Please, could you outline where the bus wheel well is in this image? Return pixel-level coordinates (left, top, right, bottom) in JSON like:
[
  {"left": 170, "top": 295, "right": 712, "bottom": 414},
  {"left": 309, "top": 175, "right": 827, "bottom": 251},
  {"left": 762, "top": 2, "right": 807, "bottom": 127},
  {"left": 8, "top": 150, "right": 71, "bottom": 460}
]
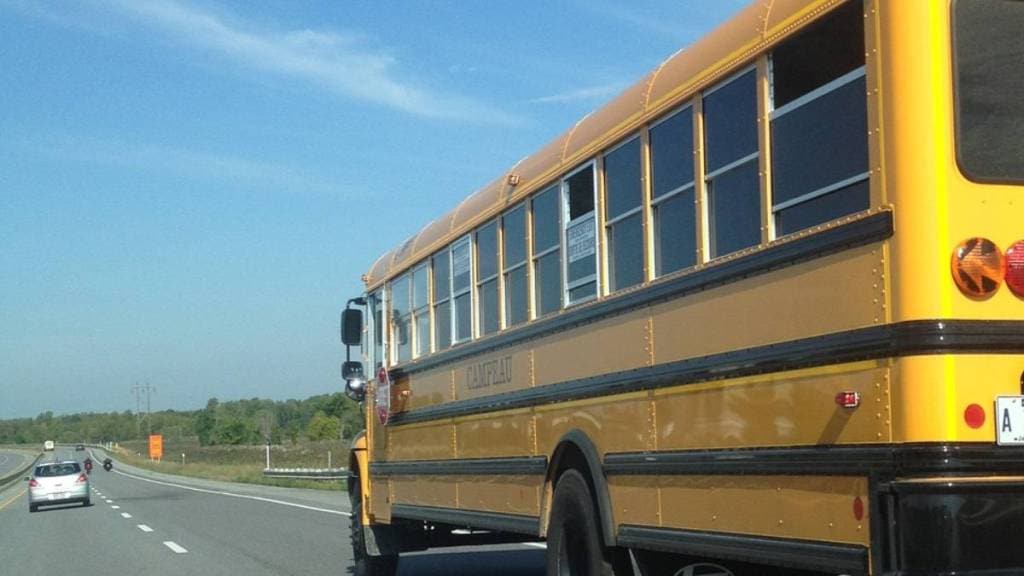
[
  {"left": 544, "top": 430, "right": 616, "bottom": 546},
  {"left": 348, "top": 451, "right": 361, "bottom": 496}
]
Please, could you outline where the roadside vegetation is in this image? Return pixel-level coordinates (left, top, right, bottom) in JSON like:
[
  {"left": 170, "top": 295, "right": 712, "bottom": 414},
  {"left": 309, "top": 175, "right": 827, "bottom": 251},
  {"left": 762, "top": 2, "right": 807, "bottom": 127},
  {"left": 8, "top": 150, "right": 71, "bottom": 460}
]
[{"left": 0, "top": 393, "right": 364, "bottom": 490}]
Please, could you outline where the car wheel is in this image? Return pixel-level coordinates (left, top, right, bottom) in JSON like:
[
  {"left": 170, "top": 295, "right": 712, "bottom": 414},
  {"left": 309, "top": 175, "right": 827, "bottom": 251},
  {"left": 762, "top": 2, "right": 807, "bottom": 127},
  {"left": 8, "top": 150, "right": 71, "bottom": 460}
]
[
  {"left": 29, "top": 504, "right": 37, "bottom": 513},
  {"left": 84, "top": 498, "right": 91, "bottom": 507}
]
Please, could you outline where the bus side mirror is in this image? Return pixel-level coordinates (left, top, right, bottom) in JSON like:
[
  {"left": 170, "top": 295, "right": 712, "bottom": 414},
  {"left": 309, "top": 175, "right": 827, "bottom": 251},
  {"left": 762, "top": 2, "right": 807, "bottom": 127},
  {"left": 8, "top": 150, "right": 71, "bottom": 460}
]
[
  {"left": 343, "top": 361, "right": 367, "bottom": 401},
  {"left": 341, "top": 309, "right": 363, "bottom": 346}
]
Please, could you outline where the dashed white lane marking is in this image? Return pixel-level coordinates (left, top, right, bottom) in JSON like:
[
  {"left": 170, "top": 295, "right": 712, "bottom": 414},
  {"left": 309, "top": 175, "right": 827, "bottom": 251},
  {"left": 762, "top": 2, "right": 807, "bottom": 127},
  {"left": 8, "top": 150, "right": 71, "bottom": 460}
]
[
  {"left": 137, "top": 524, "right": 154, "bottom": 533},
  {"left": 105, "top": 500, "right": 113, "bottom": 504},
  {"left": 111, "top": 506, "right": 120, "bottom": 510},
  {"left": 163, "top": 541, "right": 188, "bottom": 554},
  {"left": 121, "top": 512, "right": 132, "bottom": 519},
  {"left": 114, "top": 469, "right": 351, "bottom": 516}
]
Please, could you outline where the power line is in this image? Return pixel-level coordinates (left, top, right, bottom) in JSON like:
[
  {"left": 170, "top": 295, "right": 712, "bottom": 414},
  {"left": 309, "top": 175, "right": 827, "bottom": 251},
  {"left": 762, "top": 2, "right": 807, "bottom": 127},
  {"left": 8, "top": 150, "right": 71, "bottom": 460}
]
[{"left": 130, "top": 381, "right": 156, "bottom": 436}]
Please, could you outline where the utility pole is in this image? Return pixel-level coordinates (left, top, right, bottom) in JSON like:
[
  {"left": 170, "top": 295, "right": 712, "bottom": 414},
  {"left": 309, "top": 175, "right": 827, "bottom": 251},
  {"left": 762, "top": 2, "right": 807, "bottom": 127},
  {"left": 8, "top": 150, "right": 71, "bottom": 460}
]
[{"left": 130, "top": 382, "right": 156, "bottom": 436}]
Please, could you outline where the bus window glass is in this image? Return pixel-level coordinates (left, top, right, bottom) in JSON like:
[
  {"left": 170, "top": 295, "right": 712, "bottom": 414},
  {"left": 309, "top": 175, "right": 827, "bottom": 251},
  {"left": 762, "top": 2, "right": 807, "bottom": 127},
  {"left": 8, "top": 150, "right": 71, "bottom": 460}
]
[
  {"left": 451, "top": 237, "right": 472, "bottom": 343},
  {"left": 532, "top": 186, "right": 561, "bottom": 317},
  {"left": 432, "top": 249, "right": 451, "bottom": 351},
  {"left": 370, "top": 290, "right": 383, "bottom": 370},
  {"left": 605, "top": 138, "right": 644, "bottom": 291},
  {"left": 476, "top": 221, "right": 499, "bottom": 336},
  {"left": 704, "top": 69, "right": 760, "bottom": 258},
  {"left": 564, "top": 164, "right": 597, "bottom": 305},
  {"left": 771, "top": 1, "right": 868, "bottom": 235},
  {"left": 651, "top": 107, "right": 696, "bottom": 276},
  {"left": 411, "top": 263, "right": 430, "bottom": 357},
  {"left": 502, "top": 205, "right": 528, "bottom": 327},
  {"left": 390, "top": 274, "right": 411, "bottom": 363},
  {"left": 954, "top": 0, "right": 1024, "bottom": 182}
]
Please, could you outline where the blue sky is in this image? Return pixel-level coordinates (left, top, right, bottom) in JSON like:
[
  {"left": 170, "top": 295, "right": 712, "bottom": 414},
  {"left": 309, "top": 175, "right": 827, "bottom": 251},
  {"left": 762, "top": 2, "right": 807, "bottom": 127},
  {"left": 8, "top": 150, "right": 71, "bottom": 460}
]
[{"left": 0, "top": 0, "right": 747, "bottom": 419}]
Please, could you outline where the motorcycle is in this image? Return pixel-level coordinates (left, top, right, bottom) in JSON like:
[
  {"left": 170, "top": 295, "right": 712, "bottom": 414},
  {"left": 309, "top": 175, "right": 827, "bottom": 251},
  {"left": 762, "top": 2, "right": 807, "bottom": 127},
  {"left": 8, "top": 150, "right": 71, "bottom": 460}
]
[
  {"left": 83, "top": 458, "right": 93, "bottom": 475},
  {"left": 102, "top": 458, "right": 113, "bottom": 472}
]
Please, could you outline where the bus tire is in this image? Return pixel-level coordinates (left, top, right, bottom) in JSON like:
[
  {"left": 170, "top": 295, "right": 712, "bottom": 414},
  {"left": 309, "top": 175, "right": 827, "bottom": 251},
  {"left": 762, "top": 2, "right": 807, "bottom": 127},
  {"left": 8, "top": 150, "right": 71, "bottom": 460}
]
[
  {"left": 547, "top": 469, "right": 625, "bottom": 576},
  {"left": 350, "top": 482, "right": 398, "bottom": 576}
]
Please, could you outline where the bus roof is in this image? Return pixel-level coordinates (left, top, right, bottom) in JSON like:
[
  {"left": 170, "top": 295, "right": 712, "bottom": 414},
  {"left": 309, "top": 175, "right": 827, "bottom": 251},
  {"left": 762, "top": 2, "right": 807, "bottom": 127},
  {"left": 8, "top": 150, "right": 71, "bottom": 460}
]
[{"left": 364, "top": 0, "right": 828, "bottom": 290}]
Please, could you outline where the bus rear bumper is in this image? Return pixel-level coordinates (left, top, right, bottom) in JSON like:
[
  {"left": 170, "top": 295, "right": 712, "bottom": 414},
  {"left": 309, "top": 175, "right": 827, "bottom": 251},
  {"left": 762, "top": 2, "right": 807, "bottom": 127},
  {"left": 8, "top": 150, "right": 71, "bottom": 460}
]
[{"left": 880, "top": 476, "right": 1024, "bottom": 575}]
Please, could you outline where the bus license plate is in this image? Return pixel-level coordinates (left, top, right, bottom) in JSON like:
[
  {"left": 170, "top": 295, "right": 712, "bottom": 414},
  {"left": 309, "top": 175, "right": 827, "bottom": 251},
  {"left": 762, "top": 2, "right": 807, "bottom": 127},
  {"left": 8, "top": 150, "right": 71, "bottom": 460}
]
[{"left": 996, "top": 396, "right": 1024, "bottom": 445}]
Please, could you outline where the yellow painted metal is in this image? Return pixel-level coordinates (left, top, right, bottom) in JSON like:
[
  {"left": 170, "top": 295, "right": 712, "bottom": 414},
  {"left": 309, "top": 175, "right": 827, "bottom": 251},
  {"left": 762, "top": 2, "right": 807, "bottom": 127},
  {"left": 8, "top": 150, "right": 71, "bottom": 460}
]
[
  {"left": 455, "top": 410, "right": 534, "bottom": 459},
  {"left": 653, "top": 361, "right": 890, "bottom": 450},
  {"left": 456, "top": 475, "right": 542, "bottom": 517},
  {"left": 653, "top": 475, "right": 870, "bottom": 546}
]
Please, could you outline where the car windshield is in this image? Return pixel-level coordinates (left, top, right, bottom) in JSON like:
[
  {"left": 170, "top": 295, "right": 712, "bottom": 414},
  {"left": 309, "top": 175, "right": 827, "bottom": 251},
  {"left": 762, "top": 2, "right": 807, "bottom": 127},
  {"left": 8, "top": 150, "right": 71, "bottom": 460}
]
[{"left": 34, "top": 463, "right": 81, "bottom": 477}]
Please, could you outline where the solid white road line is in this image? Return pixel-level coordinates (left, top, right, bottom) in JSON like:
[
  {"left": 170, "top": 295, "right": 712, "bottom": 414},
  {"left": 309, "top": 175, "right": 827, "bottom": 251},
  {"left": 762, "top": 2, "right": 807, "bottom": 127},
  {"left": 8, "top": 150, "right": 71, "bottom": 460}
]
[
  {"left": 121, "top": 512, "right": 132, "bottom": 519},
  {"left": 163, "top": 541, "right": 188, "bottom": 554},
  {"left": 114, "top": 469, "right": 351, "bottom": 516},
  {"left": 523, "top": 542, "right": 547, "bottom": 549},
  {"left": 137, "top": 524, "right": 154, "bottom": 533}
]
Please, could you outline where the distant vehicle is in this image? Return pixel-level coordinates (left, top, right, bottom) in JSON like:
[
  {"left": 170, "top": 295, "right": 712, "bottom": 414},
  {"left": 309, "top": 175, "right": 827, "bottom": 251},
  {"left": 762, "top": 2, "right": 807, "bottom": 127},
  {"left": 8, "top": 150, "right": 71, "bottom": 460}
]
[
  {"left": 102, "top": 458, "right": 113, "bottom": 472},
  {"left": 27, "top": 461, "right": 90, "bottom": 512},
  {"left": 75, "top": 444, "right": 85, "bottom": 451},
  {"left": 42, "top": 440, "right": 54, "bottom": 452}
]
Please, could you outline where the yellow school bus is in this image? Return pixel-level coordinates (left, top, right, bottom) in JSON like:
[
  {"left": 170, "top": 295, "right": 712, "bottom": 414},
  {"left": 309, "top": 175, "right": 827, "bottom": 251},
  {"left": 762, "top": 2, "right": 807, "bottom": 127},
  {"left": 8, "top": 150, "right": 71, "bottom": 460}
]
[{"left": 339, "top": 1, "right": 1024, "bottom": 574}]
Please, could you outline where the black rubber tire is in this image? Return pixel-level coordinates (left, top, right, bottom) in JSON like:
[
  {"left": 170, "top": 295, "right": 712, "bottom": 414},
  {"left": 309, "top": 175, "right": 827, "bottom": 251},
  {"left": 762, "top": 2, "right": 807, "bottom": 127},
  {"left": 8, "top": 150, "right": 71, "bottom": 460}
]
[
  {"left": 350, "top": 481, "right": 398, "bottom": 576},
  {"left": 28, "top": 503, "right": 37, "bottom": 513},
  {"left": 84, "top": 498, "right": 91, "bottom": 507},
  {"left": 547, "top": 469, "right": 626, "bottom": 576}
]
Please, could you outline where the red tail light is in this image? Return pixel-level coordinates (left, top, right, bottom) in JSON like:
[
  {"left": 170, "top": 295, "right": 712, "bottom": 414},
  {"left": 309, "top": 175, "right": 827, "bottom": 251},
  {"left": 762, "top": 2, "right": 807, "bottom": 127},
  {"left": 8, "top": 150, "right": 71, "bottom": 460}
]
[
  {"left": 76, "top": 474, "right": 88, "bottom": 483},
  {"left": 1005, "top": 240, "right": 1024, "bottom": 297},
  {"left": 28, "top": 479, "right": 39, "bottom": 488}
]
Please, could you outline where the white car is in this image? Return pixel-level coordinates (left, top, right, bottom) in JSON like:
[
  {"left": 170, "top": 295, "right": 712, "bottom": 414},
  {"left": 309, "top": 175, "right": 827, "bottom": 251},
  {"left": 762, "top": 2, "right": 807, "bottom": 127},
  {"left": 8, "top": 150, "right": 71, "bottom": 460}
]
[{"left": 28, "top": 461, "right": 91, "bottom": 512}]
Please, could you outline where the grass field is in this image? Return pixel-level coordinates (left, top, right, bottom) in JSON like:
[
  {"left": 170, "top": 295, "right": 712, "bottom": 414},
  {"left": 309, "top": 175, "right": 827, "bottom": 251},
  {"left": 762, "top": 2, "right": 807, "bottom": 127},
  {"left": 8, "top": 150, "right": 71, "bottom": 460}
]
[{"left": 110, "top": 438, "right": 350, "bottom": 491}]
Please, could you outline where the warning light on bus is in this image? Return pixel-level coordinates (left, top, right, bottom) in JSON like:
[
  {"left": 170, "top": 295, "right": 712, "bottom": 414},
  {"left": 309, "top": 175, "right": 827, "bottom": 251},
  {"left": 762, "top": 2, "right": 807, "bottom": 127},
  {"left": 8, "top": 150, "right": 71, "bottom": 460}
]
[
  {"left": 1004, "top": 240, "right": 1024, "bottom": 297},
  {"left": 951, "top": 237, "right": 1004, "bottom": 298},
  {"left": 834, "top": 391, "right": 860, "bottom": 408},
  {"left": 964, "top": 403, "right": 986, "bottom": 429}
]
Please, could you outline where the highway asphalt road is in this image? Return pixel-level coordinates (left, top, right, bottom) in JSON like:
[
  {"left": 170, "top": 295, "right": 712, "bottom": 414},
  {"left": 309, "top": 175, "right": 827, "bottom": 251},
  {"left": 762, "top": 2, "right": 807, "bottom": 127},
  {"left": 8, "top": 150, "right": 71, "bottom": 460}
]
[
  {"left": 0, "top": 447, "right": 546, "bottom": 576},
  {"left": 0, "top": 448, "right": 36, "bottom": 479}
]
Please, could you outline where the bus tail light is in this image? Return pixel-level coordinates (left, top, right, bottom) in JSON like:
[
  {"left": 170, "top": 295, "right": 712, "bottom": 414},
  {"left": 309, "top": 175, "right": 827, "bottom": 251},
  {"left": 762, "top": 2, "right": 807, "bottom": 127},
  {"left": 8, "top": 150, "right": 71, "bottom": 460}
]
[
  {"left": 951, "top": 237, "right": 1004, "bottom": 298},
  {"left": 1004, "top": 241, "right": 1024, "bottom": 297}
]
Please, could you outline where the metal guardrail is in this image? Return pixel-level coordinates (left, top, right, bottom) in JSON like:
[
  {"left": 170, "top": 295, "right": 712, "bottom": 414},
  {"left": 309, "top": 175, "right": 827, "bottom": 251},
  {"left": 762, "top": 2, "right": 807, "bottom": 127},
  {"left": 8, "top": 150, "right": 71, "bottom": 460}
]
[
  {"left": 0, "top": 452, "right": 41, "bottom": 491},
  {"left": 262, "top": 467, "right": 348, "bottom": 480}
]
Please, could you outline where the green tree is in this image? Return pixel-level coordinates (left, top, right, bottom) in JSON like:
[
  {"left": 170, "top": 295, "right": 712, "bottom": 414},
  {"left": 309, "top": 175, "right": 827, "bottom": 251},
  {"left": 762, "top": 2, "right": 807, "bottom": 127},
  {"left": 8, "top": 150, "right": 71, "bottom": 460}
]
[{"left": 306, "top": 411, "right": 341, "bottom": 441}]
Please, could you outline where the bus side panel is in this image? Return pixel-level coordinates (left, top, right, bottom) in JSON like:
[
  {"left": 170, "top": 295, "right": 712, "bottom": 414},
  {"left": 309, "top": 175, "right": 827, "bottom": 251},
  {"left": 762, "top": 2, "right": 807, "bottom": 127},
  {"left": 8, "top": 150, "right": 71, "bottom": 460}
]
[
  {"left": 651, "top": 243, "right": 885, "bottom": 366},
  {"left": 654, "top": 361, "right": 891, "bottom": 451},
  {"left": 457, "top": 475, "right": 542, "bottom": 517},
  {"left": 455, "top": 411, "right": 535, "bottom": 459},
  {"left": 655, "top": 474, "right": 870, "bottom": 546},
  {"left": 532, "top": 309, "right": 653, "bottom": 387}
]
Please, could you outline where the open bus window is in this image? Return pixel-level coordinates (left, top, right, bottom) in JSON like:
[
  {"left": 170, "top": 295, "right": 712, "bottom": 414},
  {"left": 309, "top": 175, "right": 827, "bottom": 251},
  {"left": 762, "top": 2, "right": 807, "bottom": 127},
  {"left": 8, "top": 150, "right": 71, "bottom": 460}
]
[
  {"left": 563, "top": 164, "right": 597, "bottom": 305},
  {"left": 390, "top": 273, "right": 411, "bottom": 363},
  {"left": 432, "top": 249, "right": 451, "bottom": 352},
  {"left": 770, "top": 0, "right": 869, "bottom": 236},
  {"left": 475, "top": 221, "right": 499, "bottom": 337},
  {"left": 650, "top": 106, "right": 697, "bottom": 277},
  {"left": 451, "top": 236, "right": 473, "bottom": 344},
  {"left": 370, "top": 290, "right": 383, "bottom": 370},
  {"left": 411, "top": 262, "right": 430, "bottom": 358},
  {"left": 532, "top": 185, "right": 561, "bottom": 318},
  {"left": 502, "top": 204, "right": 528, "bottom": 328},
  {"left": 704, "top": 69, "right": 760, "bottom": 258},
  {"left": 605, "top": 137, "right": 644, "bottom": 291}
]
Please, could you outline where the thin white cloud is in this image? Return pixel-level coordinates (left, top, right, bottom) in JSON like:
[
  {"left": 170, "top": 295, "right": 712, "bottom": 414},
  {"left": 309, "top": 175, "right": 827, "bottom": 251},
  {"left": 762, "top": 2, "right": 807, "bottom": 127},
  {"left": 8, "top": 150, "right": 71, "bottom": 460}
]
[
  {"left": 18, "top": 133, "right": 345, "bottom": 196},
  {"left": 95, "top": 0, "right": 516, "bottom": 123},
  {"left": 528, "top": 83, "right": 627, "bottom": 105}
]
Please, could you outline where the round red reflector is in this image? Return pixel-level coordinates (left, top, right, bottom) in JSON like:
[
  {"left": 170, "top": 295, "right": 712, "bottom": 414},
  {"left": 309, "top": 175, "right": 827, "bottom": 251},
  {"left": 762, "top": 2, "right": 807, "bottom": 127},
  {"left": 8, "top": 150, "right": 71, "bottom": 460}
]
[
  {"left": 853, "top": 497, "right": 864, "bottom": 521},
  {"left": 965, "top": 403, "right": 986, "bottom": 429},
  {"left": 951, "top": 238, "right": 1004, "bottom": 298},
  {"left": 1005, "top": 241, "right": 1024, "bottom": 297}
]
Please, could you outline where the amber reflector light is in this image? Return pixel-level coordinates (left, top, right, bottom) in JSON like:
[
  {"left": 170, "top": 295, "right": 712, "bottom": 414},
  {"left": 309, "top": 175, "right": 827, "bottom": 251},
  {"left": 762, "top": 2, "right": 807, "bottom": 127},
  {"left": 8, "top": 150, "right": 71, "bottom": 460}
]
[
  {"left": 951, "top": 237, "right": 1004, "bottom": 298},
  {"left": 1005, "top": 241, "right": 1024, "bottom": 297}
]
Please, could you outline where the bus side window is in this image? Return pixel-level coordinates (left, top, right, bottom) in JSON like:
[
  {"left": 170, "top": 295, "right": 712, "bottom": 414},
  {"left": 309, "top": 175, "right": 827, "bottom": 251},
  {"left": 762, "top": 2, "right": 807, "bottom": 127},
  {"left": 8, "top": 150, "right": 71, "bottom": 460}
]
[
  {"left": 390, "top": 274, "right": 411, "bottom": 363},
  {"left": 451, "top": 236, "right": 473, "bottom": 344},
  {"left": 605, "top": 137, "right": 644, "bottom": 291},
  {"left": 476, "top": 221, "right": 499, "bottom": 337},
  {"left": 502, "top": 204, "right": 528, "bottom": 328},
  {"left": 432, "top": 249, "right": 452, "bottom": 352},
  {"left": 770, "top": 0, "right": 868, "bottom": 236},
  {"left": 563, "top": 163, "right": 598, "bottom": 305},
  {"left": 532, "top": 185, "right": 562, "bottom": 318},
  {"left": 650, "top": 107, "right": 697, "bottom": 277},
  {"left": 704, "top": 68, "right": 760, "bottom": 259}
]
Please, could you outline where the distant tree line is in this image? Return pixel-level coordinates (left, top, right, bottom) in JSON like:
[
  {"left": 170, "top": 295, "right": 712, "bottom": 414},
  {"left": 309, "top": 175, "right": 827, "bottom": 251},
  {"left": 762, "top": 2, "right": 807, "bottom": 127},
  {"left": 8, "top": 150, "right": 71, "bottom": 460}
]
[{"left": 0, "top": 393, "right": 365, "bottom": 446}]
